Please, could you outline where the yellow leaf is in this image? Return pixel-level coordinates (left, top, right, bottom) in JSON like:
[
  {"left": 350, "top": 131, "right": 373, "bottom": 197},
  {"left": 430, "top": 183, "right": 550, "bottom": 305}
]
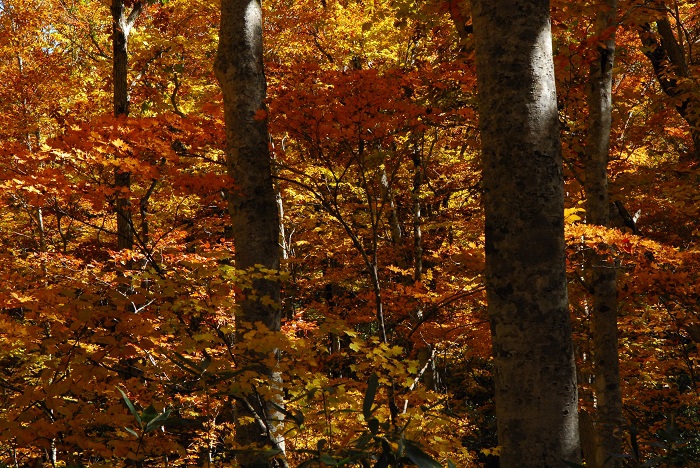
[
  {"left": 564, "top": 207, "right": 585, "bottom": 224},
  {"left": 111, "top": 138, "right": 130, "bottom": 151}
]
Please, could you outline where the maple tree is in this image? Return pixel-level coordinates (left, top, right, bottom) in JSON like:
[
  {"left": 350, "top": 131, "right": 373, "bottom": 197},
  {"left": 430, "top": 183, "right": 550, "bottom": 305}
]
[{"left": 0, "top": 0, "right": 698, "bottom": 467}]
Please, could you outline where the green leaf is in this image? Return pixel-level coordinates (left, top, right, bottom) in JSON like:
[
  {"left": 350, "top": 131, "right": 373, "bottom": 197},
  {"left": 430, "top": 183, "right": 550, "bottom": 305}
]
[
  {"left": 363, "top": 373, "right": 378, "bottom": 421},
  {"left": 404, "top": 440, "right": 442, "bottom": 468},
  {"left": 145, "top": 408, "right": 171, "bottom": 433},
  {"left": 141, "top": 404, "right": 158, "bottom": 424},
  {"left": 320, "top": 454, "right": 338, "bottom": 465},
  {"left": 353, "top": 431, "right": 373, "bottom": 449},
  {"left": 116, "top": 387, "right": 142, "bottom": 427},
  {"left": 124, "top": 427, "right": 139, "bottom": 438},
  {"left": 447, "top": 461, "right": 457, "bottom": 468}
]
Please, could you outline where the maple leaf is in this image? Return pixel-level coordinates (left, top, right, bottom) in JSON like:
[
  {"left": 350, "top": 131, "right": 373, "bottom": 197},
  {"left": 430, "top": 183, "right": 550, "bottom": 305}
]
[{"left": 111, "top": 138, "right": 131, "bottom": 151}]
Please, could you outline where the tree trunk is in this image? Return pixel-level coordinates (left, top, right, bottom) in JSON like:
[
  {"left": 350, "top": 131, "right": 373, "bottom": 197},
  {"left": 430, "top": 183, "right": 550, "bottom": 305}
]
[
  {"left": 214, "top": 1, "right": 286, "bottom": 466},
  {"left": 585, "top": 2, "right": 624, "bottom": 466},
  {"left": 639, "top": 15, "right": 700, "bottom": 158},
  {"left": 378, "top": 167, "right": 402, "bottom": 245},
  {"left": 411, "top": 150, "right": 423, "bottom": 283},
  {"left": 472, "top": 1, "right": 580, "bottom": 466},
  {"left": 111, "top": 0, "right": 143, "bottom": 250}
]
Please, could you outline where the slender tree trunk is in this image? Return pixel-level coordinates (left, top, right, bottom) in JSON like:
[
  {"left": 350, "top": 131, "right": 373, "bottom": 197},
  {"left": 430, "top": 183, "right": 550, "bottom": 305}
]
[
  {"left": 36, "top": 207, "right": 46, "bottom": 252},
  {"left": 214, "top": 1, "right": 287, "bottom": 466},
  {"left": 111, "top": 0, "right": 143, "bottom": 250},
  {"left": 378, "top": 167, "right": 402, "bottom": 245},
  {"left": 411, "top": 150, "right": 423, "bottom": 283},
  {"left": 472, "top": 1, "right": 580, "bottom": 466},
  {"left": 584, "top": 2, "right": 624, "bottom": 466}
]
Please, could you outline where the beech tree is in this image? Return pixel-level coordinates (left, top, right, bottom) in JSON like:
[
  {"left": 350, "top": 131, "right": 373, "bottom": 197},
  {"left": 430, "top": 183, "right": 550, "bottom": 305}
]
[
  {"left": 583, "top": 1, "right": 624, "bottom": 466},
  {"left": 472, "top": 0, "right": 580, "bottom": 465},
  {"left": 213, "top": 0, "right": 286, "bottom": 465}
]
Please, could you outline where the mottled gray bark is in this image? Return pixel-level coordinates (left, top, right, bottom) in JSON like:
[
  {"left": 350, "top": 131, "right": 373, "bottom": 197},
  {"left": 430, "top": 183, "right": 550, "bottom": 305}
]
[
  {"left": 472, "top": 1, "right": 580, "bottom": 466},
  {"left": 111, "top": 0, "right": 142, "bottom": 250},
  {"left": 214, "top": 1, "right": 286, "bottom": 466},
  {"left": 584, "top": 2, "right": 624, "bottom": 466}
]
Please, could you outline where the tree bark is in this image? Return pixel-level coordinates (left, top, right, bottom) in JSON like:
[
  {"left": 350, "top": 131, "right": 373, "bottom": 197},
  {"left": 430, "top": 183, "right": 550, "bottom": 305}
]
[
  {"left": 214, "top": 1, "right": 286, "bottom": 466},
  {"left": 411, "top": 150, "right": 423, "bottom": 283},
  {"left": 639, "top": 14, "right": 700, "bottom": 158},
  {"left": 378, "top": 167, "right": 402, "bottom": 245},
  {"left": 111, "top": 0, "right": 143, "bottom": 250},
  {"left": 472, "top": 1, "right": 580, "bottom": 466},
  {"left": 584, "top": 2, "right": 624, "bottom": 466}
]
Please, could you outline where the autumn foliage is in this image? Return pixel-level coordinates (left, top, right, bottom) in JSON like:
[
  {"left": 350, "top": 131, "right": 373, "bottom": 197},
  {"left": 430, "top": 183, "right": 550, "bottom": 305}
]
[{"left": 0, "top": 0, "right": 699, "bottom": 466}]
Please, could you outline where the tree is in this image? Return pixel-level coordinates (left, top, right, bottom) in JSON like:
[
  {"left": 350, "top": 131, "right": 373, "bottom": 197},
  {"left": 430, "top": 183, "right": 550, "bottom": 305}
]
[
  {"left": 213, "top": 0, "right": 287, "bottom": 465},
  {"left": 112, "top": 0, "right": 144, "bottom": 250},
  {"left": 582, "top": 1, "right": 624, "bottom": 466},
  {"left": 471, "top": 0, "right": 581, "bottom": 465},
  {"left": 638, "top": 9, "right": 700, "bottom": 159}
]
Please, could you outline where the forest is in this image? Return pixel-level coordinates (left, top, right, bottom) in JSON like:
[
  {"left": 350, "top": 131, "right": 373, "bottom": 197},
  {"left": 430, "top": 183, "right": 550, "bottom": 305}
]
[{"left": 0, "top": 0, "right": 699, "bottom": 466}]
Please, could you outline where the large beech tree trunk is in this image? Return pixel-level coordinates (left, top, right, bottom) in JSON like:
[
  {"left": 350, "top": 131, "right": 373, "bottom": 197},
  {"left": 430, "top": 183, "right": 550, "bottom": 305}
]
[
  {"left": 472, "top": 1, "right": 580, "bottom": 465},
  {"left": 111, "top": 0, "right": 143, "bottom": 250},
  {"left": 214, "top": 1, "right": 286, "bottom": 466},
  {"left": 584, "top": 2, "right": 624, "bottom": 466}
]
